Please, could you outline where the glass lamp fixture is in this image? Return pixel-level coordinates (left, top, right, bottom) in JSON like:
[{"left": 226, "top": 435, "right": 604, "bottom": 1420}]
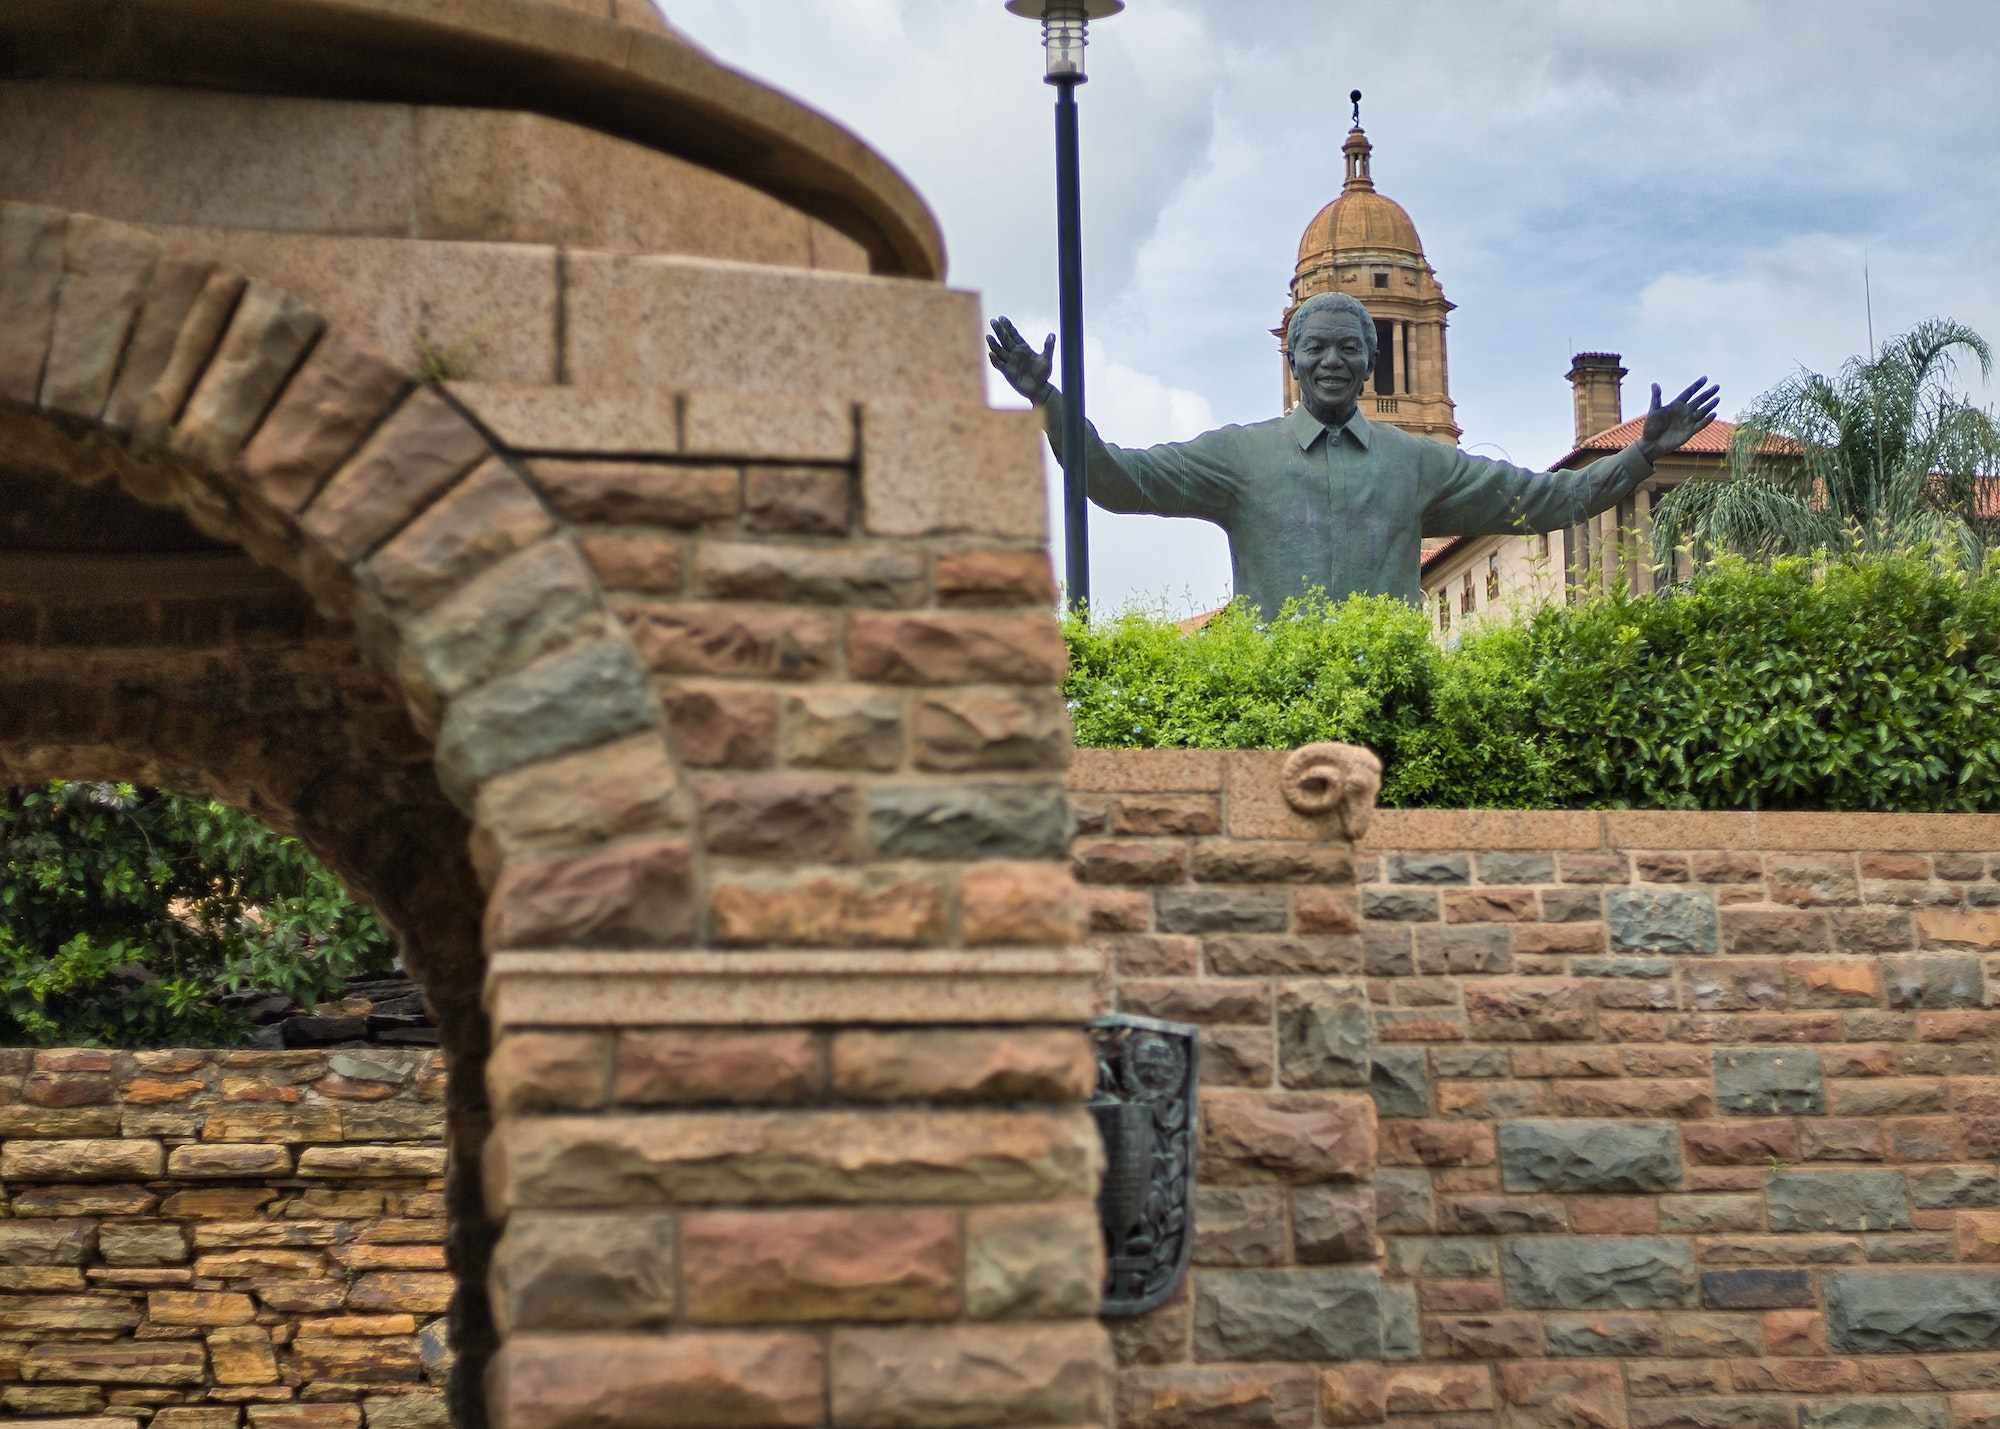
[{"left": 1004, "top": 0, "right": 1125, "bottom": 83}]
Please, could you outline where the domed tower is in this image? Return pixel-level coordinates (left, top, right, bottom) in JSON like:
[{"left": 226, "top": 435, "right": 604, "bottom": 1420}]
[{"left": 1280, "top": 109, "right": 1460, "bottom": 445}]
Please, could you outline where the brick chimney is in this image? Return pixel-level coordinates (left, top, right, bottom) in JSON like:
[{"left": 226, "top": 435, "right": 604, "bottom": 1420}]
[{"left": 1567, "top": 352, "right": 1627, "bottom": 444}]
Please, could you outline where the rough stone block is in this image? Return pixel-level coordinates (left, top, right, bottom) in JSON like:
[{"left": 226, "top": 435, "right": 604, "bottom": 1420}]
[
  {"left": 617, "top": 1030, "right": 821, "bottom": 1106},
  {"left": 232, "top": 328, "right": 410, "bottom": 512},
  {"left": 1496, "top": 1363, "right": 1627, "bottom": 1429},
  {"left": 472, "top": 732, "right": 683, "bottom": 866},
  {"left": 694, "top": 542, "right": 924, "bottom": 608},
  {"left": 492, "top": 1332, "right": 821, "bottom": 1429},
  {"left": 302, "top": 387, "right": 490, "bottom": 561},
  {"left": 617, "top": 600, "right": 837, "bottom": 680},
  {"left": 1193, "top": 1187, "right": 1288, "bottom": 1267},
  {"left": 435, "top": 638, "right": 656, "bottom": 801},
  {"left": 1194, "top": 1267, "right": 1382, "bottom": 1360},
  {"left": 959, "top": 861, "right": 1080, "bottom": 946},
  {"left": 1369, "top": 1047, "right": 1429, "bottom": 1119},
  {"left": 1608, "top": 887, "right": 1718, "bottom": 954},
  {"left": 711, "top": 870, "right": 946, "bottom": 947},
  {"left": 1912, "top": 1164, "right": 2000, "bottom": 1209},
  {"left": 934, "top": 548, "right": 1056, "bottom": 608},
  {"left": 830, "top": 1029, "right": 1090, "bottom": 1103},
  {"left": 1123, "top": 1366, "right": 1315, "bottom": 1429},
  {"left": 1826, "top": 1268, "right": 2000, "bottom": 1352},
  {"left": 696, "top": 775, "right": 859, "bottom": 860},
  {"left": 681, "top": 1208, "right": 958, "bottom": 1322},
  {"left": 1373, "top": 1169, "right": 1434, "bottom": 1234},
  {"left": 1502, "top": 1236, "right": 1697, "bottom": 1310},
  {"left": 1198, "top": 1090, "right": 1375, "bottom": 1185},
  {"left": 867, "top": 783, "right": 1069, "bottom": 860},
  {"left": 486, "top": 836, "right": 694, "bottom": 949},
  {"left": 1542, "top": 1312, "right": 1662, "bottom": 1357},
  {"left": 0, "top": 202, "right": 69, "bottom": 402},
  {"left": 914, "top": 689, "right": 1069, "bottom": 772},
  {"left": 830, "top": 1322, "right": 1109, "bottom": 1428},
  {"left": 1767, "top": 1170, "right": 1910, "bottom": 1232},
  {"left": 1498, "top": 1118, "right": 1682, "bottom": 1193},
  {"left": 779, "top": 687, "right": 903, "bottom": 772},
  {"left": 1462, "top": 979, "right": 1594, "bottom": 1041},
  {"left": 172, "top": 280, "right": 325, "bottom": 470},
  {"left": 129, "top": 265, "right": 249, "bottom": 445},
  {"left": 98, "top": 1224, "right": 187, "bottom": 1267},
  {"left": 1799, "top": 1400, "right": 1945, "bottom": 1429},
  {"left": 1, "top": 1138, "right": 162, "bottom": 1181},
  {"left": 43, "top": 214, "right": 159, "bottom": 419},
  {"left": 1701, "top": 1268, "right": 1814, "bottom": 1308},
  {"left": 744, "top": 466, "right": 852, "bottom": 536},
  {"left": 1292, "top": 1187, "right": 1376, "bottom": 1264},
  {"left": 489, "top": 1109, "right": 1101, "bottom": 1208},
  {"left": 22, "top": 1341, "right": 205, "bottom": 1385},
  {"left": 1714, "top": 1046, "right": 1825, "bottom": 1115},
  {"left": 1885, "top": 955, "right": 1986, "bottom": 1009},
  {"left": 530, "top": 459, "right": 738, "bottom": 527},
  {"left": 1157, "top": 888, "right": 1288, "bottom": 935},
  {"left": 1277, "top": 980, "right": 1371, "bottom": 1089},
  {"left": 486, "top": 1031, "right": 611, "bottom": 1115},
  {"left": 964, "top": 1202, "right": 1101, "bottom": 1318}
]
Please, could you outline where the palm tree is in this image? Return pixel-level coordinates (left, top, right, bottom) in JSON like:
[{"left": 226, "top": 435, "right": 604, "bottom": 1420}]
[{"left": 1651, "top": 318, "right": 2000, "bottom": 567}]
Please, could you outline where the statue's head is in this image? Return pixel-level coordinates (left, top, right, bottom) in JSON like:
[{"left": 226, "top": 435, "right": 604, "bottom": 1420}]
[{"left": 1287, "top": 292, "right": 1376, "bottom": 417}]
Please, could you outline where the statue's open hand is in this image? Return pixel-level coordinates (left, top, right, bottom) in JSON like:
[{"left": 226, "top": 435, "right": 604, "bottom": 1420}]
[
  {"left": 1638, "top": 377, "right": 1722, "bottom": 460},
  {"left": 986, "top": 317, "right": 1056, "bottom": 404}
]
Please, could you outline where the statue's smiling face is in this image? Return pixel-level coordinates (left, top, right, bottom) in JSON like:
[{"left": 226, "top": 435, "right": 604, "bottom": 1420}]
[{"left": 1290, "top": 309, "right": 1372, "bottom": 418}]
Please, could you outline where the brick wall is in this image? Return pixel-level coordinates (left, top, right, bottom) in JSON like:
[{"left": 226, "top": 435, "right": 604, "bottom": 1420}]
[
  {"left": 1076, "top": 748, "right": 2000, "bottom": 1429},
  {"left": 0, "top": 1047, "right": 448, "bottom": 1429}
]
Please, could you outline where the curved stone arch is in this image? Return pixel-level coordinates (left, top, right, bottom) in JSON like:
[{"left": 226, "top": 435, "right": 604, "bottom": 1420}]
[{"left": 0, "top": 196, "right": 695, "bottom": 1428}]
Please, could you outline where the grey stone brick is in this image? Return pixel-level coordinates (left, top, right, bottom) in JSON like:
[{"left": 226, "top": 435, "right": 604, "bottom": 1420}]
[
  {"left": 1607, "top": 887, "right": 1718, "bottom": 955},
  {"left": 1363, "top": 887, "right": 1438, "bottom": 922},
  {"left": 1865, "top": 1234, "right": 1954, "bottom": 1263},
  {"left": 1540, "top": 888, "right": 1603, "bottom": 922},
  {"left": 1277, "top": 980, "right": 1370, "bottom": 1089},
  {"left": 1194, "top": 1267, "right": 1381, "bottom": 1360},
  {"left": 1572, "top": 955, "right": 1673, "bottom": 978},
  {"left": 1193, "top": 1187, "right": 1287, "bottom": 1267},
  {"left": 1701, "top": 1268, "right": 1812, "bottom": 1308},
  {"left": 1368, "top": 1047, "right": 1429, "bottom": 1119},
  {"left": 1431, "top": 1047, "right": 1509, "bottom": 1079},
  {"left": 1155, "top": 887, "right": 1288, "bottom": 934},
  {"left": 1543, "top": 1313, "right": 1662, "bottom": 1357},
  {"left": 1478, "top": 852, "right": 1555, "bottom": 885},
  {"left": 1767, "top": 1170, "right": 1910, "bottom": 1233},
  {"left": 435, "top": 637, "right": 654, "bottom": 800},
  {"left": 1414, "top": 924, "right": 1512, "bottom": 975},
  {"left": 867, "top": 783, "right": 1069, "bottom": 859},
  {"left": 1800, "top": 1397, "right": 1945, "bottom": 1429},
  {"left": 1379, "top": 1280, "right": 1419, "bottom": 1359},
  {"left": 1361, "top": 924, "right": 1414, "bottom": 976},
  {"left": 1503, "top": 1237, "right": 1697, "bottom": 1310},
  {"left": 1713, "top": 1046, "right": 1824, "bottom": 1115},
  {"left": 1384, "top": 1236, "right": 1496, "bottom": 1281},
  {"left": 1292, "top": 1188, "right": 1374, "bottom": 1264},
  {"left": 1499, "top": 1119, "right": 1682, "bottom": 1194},
  {"left": 1827, "top": 1269, "right": 2000, "bottom": 1352},
  {"left": 1387, "top": 853, "right": 1467, "bottom": 885},
  {"left": 1912, "top": 1165, "right": 2000, "bottom": 1209},
  {"left": 1884, "top": 955, "right": 1985, "bottom": 1009},
  {"left": 1372, "top": 1169, "right": 1433, "bottom": 1234}
]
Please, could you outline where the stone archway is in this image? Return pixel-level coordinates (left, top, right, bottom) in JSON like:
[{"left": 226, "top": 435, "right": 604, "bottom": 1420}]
[{"left": 4, "top": 195, "right": 1111, "bottom": 1429}]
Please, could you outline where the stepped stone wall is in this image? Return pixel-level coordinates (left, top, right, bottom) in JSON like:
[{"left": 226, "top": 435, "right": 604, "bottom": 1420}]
[
  {"left": 0, "top": 1047, "right": 448, "bottom": 1429},
  {"left": 1076, "top": 747, "right": 2000, "bottom": 1429}
]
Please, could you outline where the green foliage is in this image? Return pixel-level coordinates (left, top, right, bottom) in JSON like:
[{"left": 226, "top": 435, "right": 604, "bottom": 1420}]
[
  {"left": 0, "top": 782, "right": 395, "bottom": 1046},
  {"left": 1064, "top": 550, "right": 2000, "bottom": 812},
  {"left": 1652, "top": 317, "right": 2000, "bottom": 565}
]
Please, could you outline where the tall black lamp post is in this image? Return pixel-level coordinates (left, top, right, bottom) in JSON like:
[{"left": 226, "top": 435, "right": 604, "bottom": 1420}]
[{"left": 1004, "top": 0, "right": 1123, "bottom": 617}]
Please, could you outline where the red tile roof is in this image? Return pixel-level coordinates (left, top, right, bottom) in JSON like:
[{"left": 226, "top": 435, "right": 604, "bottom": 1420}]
[{"left": 1576, "top": 415, "right": 1738, "bottom": 455}]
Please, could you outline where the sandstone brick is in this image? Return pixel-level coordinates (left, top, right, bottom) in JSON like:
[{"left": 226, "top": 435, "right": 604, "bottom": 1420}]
[
  {"left": 1496, "top": 1362, "right": 1626, "bottom": 1428},
  {"left": 231, "top": 329, "right": 409, "bottom": 512},
  {"left": 123, "top": 1077, "right": 205, "bottom": 1105},
  {"left": 488, "top": 1208, "right": 676, "bottom": 1328},
  {"left": 167, "top": 1145, "right": 295, "bottom": 1178},
  {"left": 830, "top": 1028, "right": 1092, "bottom": 1102},
  {"left": 933, "top": 548, "right": 1056, "bottom": 607},
  {"left": 1383, "top": 1364, "right": 1493, "bottom": 1415},
  {"left": 847, "top": 611, "right": 1066, "bottom": 685},
  {"left": 779, "top": 687, "right": 904, "bottom": 771},
  {"left": 1120, "top": 978, "right": 1269, "bottom": 1024},
  {"left": 1920, "top": 909, "right": 2000, "bottom": 950},
  {"left": 1122, "top": 1366, "right": 1316, "bottom": 1429},
  {"left": 0, "top": 203, "right": 71, "bottom": 401},
  {"left": 683, "top": 1208, "right": 959, "bottom": 1322},
  {"left": 365, "top": 456, "right": 555, "bottom": 615},
  {"left": 1072, "top": 839, "right": 1187, "bottom": 886},
  {"left": 248, "top": 1409, "right": 361, "bottom": 1429},
  {"left": 1463, "top": 979, "right": 1594, "bottom": 1041},
  {"left": 128, "top": 264, "right": 250, "bottom": 445},
  {"left": 295, "top": 1148, "right": 447, "bottom": 1178},
  {"left": 577, "top": 531, "right": 683, "bottom": 593},
  {"left": 694, "top": 542, "right": 925, "bottom": 607},
  {"left": 42, "top": 214, "right": 159, "bottom": 419},
  {"left": 830, "top": 1322, "right": 1110, "bottom": 1429},
  {"left": 170, "top": 279, "right": 326, "bottom": 470},
  {"left": 1193, "top": 841, "right": 1354, "bottom": 885},
  {"left": 486, "top": 1032, "right": 611, "bottom": 1115},
  {"left": 744, "top": 465, "right": 851, "bottom": 535},
  {"left": 662, "top": 684, "right": 780, "bottom": 769},
  {"left": 869, "top": 781, "right": 1073, "bottom": 860},
  {"left": 1318, "top": 1363, "right": 1387, "bottom": 1427},
  {"left": 1109, "top": 932, "right": 1195, "bottom": 973},
  {"left": 22, "top": 1342, "right": 205, "bottom": 1385},
  {"left": 2, "top": 1138, "right": 162, "bottom": 1181},
  {"left": 697, "top": 774, "right": 859, "bottom": 860},
  {"left": 490, "top": 1109, "right": 1101, "bottom": 1208},
  {"left": 1683, "top": 1120, "right": 1801, "bottom": 1165},
  {"left": 472, "top": 733, "right": 683, "bottom": 865},
  {"left": 343, "top": 1272, "right": 453, "bottom": 1315},
  {"left": 615, "top": 1030, "right": 821, "bottom": 1106},
  {"left": 710, "top": 870, "right": 946, "bottom": 946},
  {"left": 485, "top": 836, "right": 695, "bottom": 948},
  {"left": 299, "top": 387, "right": 490, "bottom": 560},
  {"left": 1293, "top": 887, "right": 1360, "bottom": 934},
  {"left": 397, "top": 537, "right": 603, "bottom": 703},
  {"left": 1420, "top": 1312, "right": 1542, "bottom": 1359},
  {"left": 1199, "top": 1090, "right": 1375, "bottom": 1184},
  {"left": 532, "top": 459, "right": 739, "bottom": 527},
  {"left": 914, "top": 689, "right": 1069, "bottom": 771},
  {"left": 148, "top": 1291, "right": 255, "bottom": 1326},
  {"left": 1205, "top": 933, "right": 1361, "bottom": 976},
  {"left": 99, "top": 1224, "right": 187, "bottom": 1267},
  {"left": 617, "top": 599, "right": 837, "bottom": 679},
  {"left": 958, "top": 861, "right": 1081, "bottom": 945}
]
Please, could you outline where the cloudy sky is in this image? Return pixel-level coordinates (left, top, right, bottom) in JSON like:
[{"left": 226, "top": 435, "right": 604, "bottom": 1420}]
[{"left": 666, "top": 0, "right": 2000, "bottom": 615}]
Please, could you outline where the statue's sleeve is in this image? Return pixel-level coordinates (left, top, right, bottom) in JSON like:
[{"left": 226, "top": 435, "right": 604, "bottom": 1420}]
[
  {"left": 1419, "top": 441, "right": 1655, "bottom": 537},
  {"left": 1040, "top": 391, "right": 1238, "bottom": 523}
]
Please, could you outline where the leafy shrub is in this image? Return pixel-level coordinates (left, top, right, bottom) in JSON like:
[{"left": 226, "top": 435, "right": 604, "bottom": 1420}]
[
  {"left": 1065, "top": 550, "right": 2000, "bottom": 812},
  {"left": 0, "top": 782, "right": 395, "bottom": 1046}
]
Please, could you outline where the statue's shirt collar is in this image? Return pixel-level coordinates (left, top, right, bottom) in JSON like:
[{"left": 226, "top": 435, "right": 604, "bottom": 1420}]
[{"left": 1288, "top": 402, "right": 1373, "bottom": 453}]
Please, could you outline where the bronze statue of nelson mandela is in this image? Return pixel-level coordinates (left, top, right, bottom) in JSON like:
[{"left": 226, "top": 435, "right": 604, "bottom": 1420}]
[{"left": 987, "top": 292, "right": 1720, "bottom": 620}]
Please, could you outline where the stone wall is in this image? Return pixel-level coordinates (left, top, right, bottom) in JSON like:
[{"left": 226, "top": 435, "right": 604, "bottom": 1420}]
[
  {"left": 1075, "top": 748, "right": 2000, "bottom": 1429},
  {"left": 0, "top": 1047, "right": 448, "bottom": 1429}
]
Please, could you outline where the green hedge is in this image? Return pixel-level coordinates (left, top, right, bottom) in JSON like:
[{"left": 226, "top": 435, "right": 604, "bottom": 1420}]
[
  {"left": 0, "top": 782, "right": 394, "bottom": 1046},
  {"left": 1064, "top": 551, "right": 2000, "bottom": 811}
]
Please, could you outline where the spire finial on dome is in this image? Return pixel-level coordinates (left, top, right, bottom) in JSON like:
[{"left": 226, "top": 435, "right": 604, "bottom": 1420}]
[{"left": 1342, "top": 95, "right": 1372, "bottom": 193}]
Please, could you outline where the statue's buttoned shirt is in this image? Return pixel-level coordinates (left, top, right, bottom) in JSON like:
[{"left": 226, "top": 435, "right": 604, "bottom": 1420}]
[{"left": 1047, "top": 396, "right": 1655, "bottom": 620}]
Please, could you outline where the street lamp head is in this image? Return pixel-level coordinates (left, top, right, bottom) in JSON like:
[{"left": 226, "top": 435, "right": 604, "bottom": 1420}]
[{"left": 1004, "top": 0, "right": 1124, "bottom": 83}]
